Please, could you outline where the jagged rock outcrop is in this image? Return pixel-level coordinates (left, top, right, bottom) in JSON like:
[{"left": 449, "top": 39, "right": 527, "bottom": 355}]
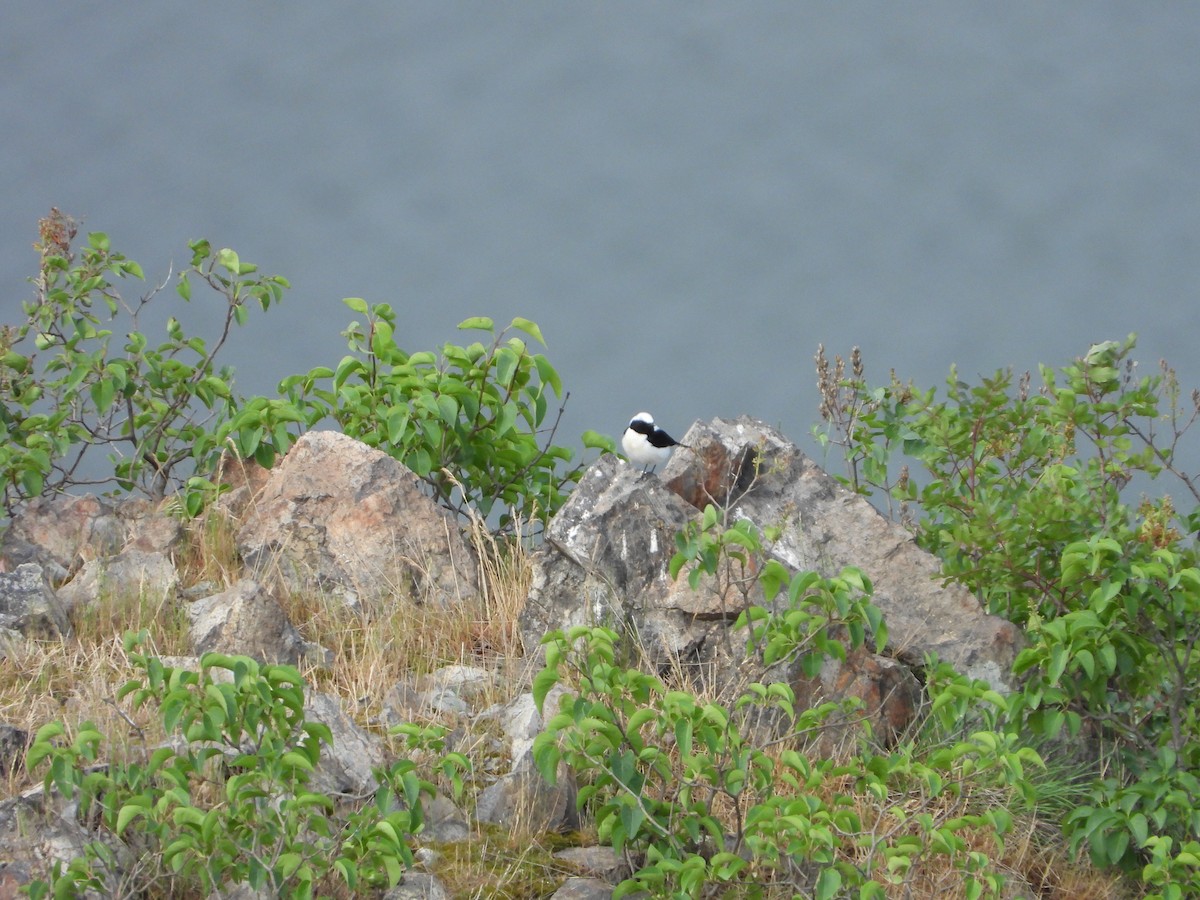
[
  {"left": 665, "top": 416, "right": 1022, "bottom": 690},
  {"left": 519, "top": 416, "right": 1022, "bottom": 748},
  {"left": 519, "top": 455, "right": 700, "bottom": 665},
  {"left": 236, "top": 431, "right": 480, "bottom": 607}
]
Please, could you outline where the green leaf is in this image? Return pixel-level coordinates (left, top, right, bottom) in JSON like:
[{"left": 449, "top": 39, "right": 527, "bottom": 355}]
[
  {"left": 582, "top": 430, "right": 616, "bottom": 453},
  {"left": 511, "top": 316, "right": 545, "bottom": 345},
  {"left": 116, "top": 804, "right": 146, "bottom": 835},
  {"left": 532, "top": 667, "right": 559, "bottom": 713},
  {"left": 216, "top": 247, "right": 240, "bottom": 274},
  {"left": 343, "top": 296, "right": 369, "bottom": 314},
  {"left": 814, "top": 866, "right": 842, "bottom": 900},
  {"left": 458, "top": 316, "right": 494, "bottom": 332}
]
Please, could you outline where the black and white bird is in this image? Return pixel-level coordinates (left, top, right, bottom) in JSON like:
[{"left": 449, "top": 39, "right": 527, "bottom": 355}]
[{"left": 622, "top": 412, "right": 684, "bottom": 475}]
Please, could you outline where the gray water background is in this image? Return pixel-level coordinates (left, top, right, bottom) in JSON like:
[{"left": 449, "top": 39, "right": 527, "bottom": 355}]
[{"left": 3, "top": 4, "right": 1199, "bottom": 484}]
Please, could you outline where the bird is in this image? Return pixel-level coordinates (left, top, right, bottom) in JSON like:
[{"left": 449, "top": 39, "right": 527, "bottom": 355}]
[{"left": 622, "top": 412, "right": 685, "bottom": 475}]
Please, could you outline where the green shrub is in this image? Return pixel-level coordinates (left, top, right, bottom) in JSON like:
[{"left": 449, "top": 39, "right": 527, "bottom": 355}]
[
  {"left": 533, "top": 623, "right": 1035, "bottom": 899},
  {"left": 815, "top": 336, "right": 1200, "bottom": 876},
  {"left": 533, "top": 506, "right": 1033, "bottom": 899},
  {"left": 0, "top": 210, "right": 287, "bottom": 514},
  {"left": 255, "top": 301, "right": 609, "bottom": 529},
  {"left": 1, "top": 212, "right": 608, "bottom": 527},
  {"left": 25, "top": 633, "right": 441, "bottom": 899}
]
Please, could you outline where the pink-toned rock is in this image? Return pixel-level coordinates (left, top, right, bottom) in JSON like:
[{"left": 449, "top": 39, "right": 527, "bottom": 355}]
[
  {"left": 0, "top": 495, "right": 183, "bottom": 583},
  {"left": 213, "top": 450, "right": 274, "bottom": 521},
  {"left": 236, "top": 431, "right": 479, "bottom": 606}
]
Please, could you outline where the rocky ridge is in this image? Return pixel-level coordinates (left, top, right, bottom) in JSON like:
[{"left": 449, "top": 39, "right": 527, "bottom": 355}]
[{"left": 0, "top": 421, "right": 1022, "bottom": 897}]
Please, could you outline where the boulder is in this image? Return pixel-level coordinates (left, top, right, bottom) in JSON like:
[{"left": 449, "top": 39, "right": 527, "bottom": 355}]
[
  {"left": 55, "top": 549, "right": 179, "bottom": 616},
  {"left": 303, "top": 690, "right": 388, "bottom": 798},
  {"left": 236, "top": 431, "right": 479, "bottom": 607},
  {"left": 421, "top": 792, "right": 471, "bottom": 843},
  {"left": 186, "top": 578, "right": 330, "bottom": 667},
  {"left": 518, "top": 454, "right": 707, "bottom": 667},
  {"left": 549, "top": 878, "right": 615, "bottom": 900},
  {"left": 0, "top": 495, "right": 182, "bottom": 584},
  {"left": 663, "top": 416, "right": 1022, "bottom": 691},
  {"left": 384, "top": 872, "right": 450, "bottom": 900},
  {"left": 474, "top": 751, "right": 578, "bottom": 833},
  {"left": 554, "top": 846, "right": 630, "bottom": 883},
  {"left": 519, "top": 417, "right": 1022, "bottom": 748},
  {"left": 0, "top": 495, "right": 125, "bottom": 581},
  {"left": 0, "top": 564, "right": 69, "bottom": 639}
]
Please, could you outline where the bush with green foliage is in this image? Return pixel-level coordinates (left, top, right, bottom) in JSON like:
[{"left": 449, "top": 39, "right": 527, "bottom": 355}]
[
  {"left": 531, "top": 509, "right": 1039, "bottom": 899},
  {"left": 250, "top": 300, "right": 610, "bottom": 529},
  {"left": 533, "top": 631, "right": 1036, "bottom": 898},
  {"left": 1, "top": 212, "right": 599, "bottom": 527},
  {"left": 0, "top": 210, "right": 287, "bottom": 513},
  {"left": 815, "top": 335, "right": 1200, "bottom": 889},
  {"left": 25, "top": 634, "right": 447, "bottom": 899}
]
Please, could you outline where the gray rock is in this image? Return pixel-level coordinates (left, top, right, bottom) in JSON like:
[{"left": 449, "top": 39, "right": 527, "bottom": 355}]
[
  {"left": 0, "top": 564, "right": 69, "bottom": 638},
  {"left": 422, "top": 791, "right": 471, "bottom": 843},
  {"left": 474, "top": 752, "right": 577, "bottom": 833},
  {"left": 518, "top": 454, "right": 703, "bottom": 667},
  {"left": 303, "top": 690, "right": 388, "bottom": 798},
  {"left": 549, "top": 877, "right": 615, "bottom": 900},
  {"left": 554, "top": 846, "right": 630, "bottom": 882},
  {"left": 663, "top": 416, "right": 1022, "bottom": 691},
  {"left": 236, "top": 431, "right": 480, "bottom": 606},
  {"left": 0, "top": 723, "right": 29, "bottom": 777},
  {"left": 55, "top": 548, "right": 179, "bottom": 615},
  {"left": 187, "top": 578, "right": 330, "bottom": 666},
  {"left": 383, "top": 871, "right": 450, "bottom": 899}
]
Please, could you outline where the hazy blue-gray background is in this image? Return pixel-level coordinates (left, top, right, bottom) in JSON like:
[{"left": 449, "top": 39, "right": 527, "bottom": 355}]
[{"left": 4, "top": 4, "right": 1198, "bottom": 472}]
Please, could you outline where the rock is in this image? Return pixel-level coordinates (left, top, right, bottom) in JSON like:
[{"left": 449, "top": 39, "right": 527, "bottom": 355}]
[
  {"left": 0, "top": 564, "right": 69, "bottom": 639},
  {"left": 476, "top": 688, "right": 571, "bottom": 771},
  {"left": 213, "top": 449, "right": 273, "bottom": 521},
  {"left": 303, "top": 690, "right": 388, "bottom": 798},
  {"left": 518, "top": 454, "right": 704, "bottom": 668},
  {"left": 1, "top": 495, "right": 125, "bottom": 581},
  {"left": 236, "top": 431, "right": 479, "bottom": 607},
  {"left": 663, "top": 416, "right": 1022, "bottom": 691},
  {"left": 790, "top": 645, "right": 923, "bottom": 753},
  {"left": 55, "top": 549, "right": 179, "bottom": 616},
  {"left": 422, "top": 792, "right": 471, "bottom": 843},
  {"left": 0, "top": 495, "right": 182, "bottom": 584},
  {"left": 382, "top": 674, "right": 474, "bottom": 722},
  {"left": 520, "top": 417, "right": 1022, "bottom": 750},
  {"left": 0, "top": 786, "right": 129, "bottom": 898},
  {"left": 0, "top": 724, "right": 28, "bottom": 777},
  {"left": 384, "top": 871, "right": 450, "bottom": 899},
  {"left": 549, "top": 877, "right": 615, "bottom": 900},
  {"left": 117, "top": 499, "right": 185, "bottom": 555},
  {"left": 474, "top": 752, "right": 577, "bottom": 833},
  {"left": 186, "top": 578, "right": 330, "bottom": 666},
  {"left": 554, "top": 846, "right": 630, "bottom": 882}
]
